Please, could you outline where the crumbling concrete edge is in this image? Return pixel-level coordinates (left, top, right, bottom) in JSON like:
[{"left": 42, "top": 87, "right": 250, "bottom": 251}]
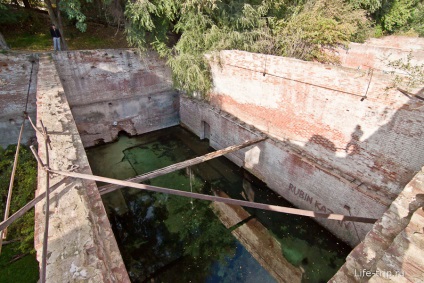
[
  {"left": 330, "top": 166, "right": 424, "bottom": 282},
  {"left": 34, "top": 53, "right": 130, "bottom": 282}
]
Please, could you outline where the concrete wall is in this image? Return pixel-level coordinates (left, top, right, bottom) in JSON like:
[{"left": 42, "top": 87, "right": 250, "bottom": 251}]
[
  {"left": 208, "top": 50, "right": 424, "bottom": 206},
  {"left": 335, "top": 36, "right": 424, "bottom": 72},
  {"left": 53, "top": 49, "right": 179, "bottom": 147},
  {"left": 0, "top": 52, "right": 38, "bottom": 148},
  {"left": 34, "top": 53, "right": 129, "bottom": 282}
]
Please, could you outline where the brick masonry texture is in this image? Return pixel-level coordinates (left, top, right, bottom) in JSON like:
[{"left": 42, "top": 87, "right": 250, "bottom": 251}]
[
  {"left": 330, "top": 167, "right": 424, "bottom": 282},
  {"left": 53, "top": 49, "right": 179, "bottom": 147},
  {"left": 208, "top": 50, "right": 424, "bottom": 205},
  {"left": 0, "top": 52, "right": 38, "bottom": 147},
  {"left": 180, "top": 96, "right": 383, "bottom": 247},
  {"left": 335, "top": 36, "right": 424, "bottom": 72}
]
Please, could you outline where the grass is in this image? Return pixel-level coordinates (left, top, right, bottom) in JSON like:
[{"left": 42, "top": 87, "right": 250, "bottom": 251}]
[
  {"left": 1, "top": 9, "right": 129, "bottom": 52},
  {"left": 66, "top": 23, "right": 129, "bottom": 50},
  {"left": 4, "top": 25, "right": 130, "bottom": 51},
  {"left": 5, "top": 32, "right": 51, "bottom": 51},
  {"left": 0, "top": 243, "right": 39, "bottom": 283}
]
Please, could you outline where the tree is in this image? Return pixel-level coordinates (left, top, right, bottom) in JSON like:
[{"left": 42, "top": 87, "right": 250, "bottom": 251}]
[
  {"left": 125, "top": 0, "right": 369, "bottom": 97},
  {"left": 349, "top": 0, "right": 424, "bottom": 35},
  {"left": 0, "top": 4, "right": 9, "bottom": 49},
  {"left": 22, "top": 0, "right": 31, "bottom": 9},
  {"left": 0, "top": 31, "right": 8, "bottom": 49},
  {"left": 44, "top": 0, "right": 69, "bottom": 50}
]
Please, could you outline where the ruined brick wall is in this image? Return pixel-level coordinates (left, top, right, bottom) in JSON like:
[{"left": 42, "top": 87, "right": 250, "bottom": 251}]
[
  {"left": 330, "top": 167, "right": 424, "bottom": 282},
  {"left": 335, "top": 36, "right": 424, "bottom": 72},
  {"left": 0, "top": 52, "right": 38, "bottom": 147},
  {"left": 208, "top": 50, "right": 424, "bottom": 208},
  {"left": 180, "top": 97, "right": 383, "bottom": 247},
  {"left": 53, "top": 49, "right": 179, "bottom": 147}
]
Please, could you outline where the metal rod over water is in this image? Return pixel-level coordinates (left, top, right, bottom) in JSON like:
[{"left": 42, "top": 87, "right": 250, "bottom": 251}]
[{"left": 52, "top": 168, "right": 377, "bottom": 224}]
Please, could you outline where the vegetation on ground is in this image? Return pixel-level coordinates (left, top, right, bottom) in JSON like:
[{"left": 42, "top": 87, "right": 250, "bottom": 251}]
[
  {"left": 0, "top": 0, "right": 422, "bottom": 96},
  {"left": 0, "top": 145, "right": 39, "bottom": 281},
  {"left": 0, "top": 6, "right": 128, "bottom": 51},
  {"left": 0, "top": 242, "right": 39, "bottom": 283}
]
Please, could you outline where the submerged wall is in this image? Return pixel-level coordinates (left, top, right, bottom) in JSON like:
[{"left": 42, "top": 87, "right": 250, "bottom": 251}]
[
  {"left": 53, "top": 49, "right": 179, "bottom": 147},
  {"left": 0, "top": 52, "right": 38, "bottom": 147}
]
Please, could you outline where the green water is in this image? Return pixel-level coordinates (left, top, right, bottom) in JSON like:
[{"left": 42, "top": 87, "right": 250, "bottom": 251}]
[{"left": 86, "top": 126, "right": 351, "bottom": 283}]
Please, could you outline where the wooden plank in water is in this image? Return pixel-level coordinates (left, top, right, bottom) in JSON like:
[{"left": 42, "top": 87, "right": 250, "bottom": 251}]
[{"left": 98, "top": 137, "right": 267, "bottom": 195}]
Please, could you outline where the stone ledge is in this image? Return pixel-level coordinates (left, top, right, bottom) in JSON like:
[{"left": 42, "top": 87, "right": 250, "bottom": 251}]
[
  {"left": 34, "top": 53, "right": 130, "bottom": 282},
  {"left": 330, "top": 170, "right": 424, "bottom": 282}
]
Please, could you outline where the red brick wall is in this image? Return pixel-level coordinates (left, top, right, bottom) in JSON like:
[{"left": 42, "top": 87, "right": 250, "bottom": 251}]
[
  {"left": 336, "top": 36, "right": 424, "bottom": 71},
  {"left": 208, "top": 50, "right": 424, "bottom": 204},
  {"left": 180, "top": 97, "right": 384, "bottom": 246}
]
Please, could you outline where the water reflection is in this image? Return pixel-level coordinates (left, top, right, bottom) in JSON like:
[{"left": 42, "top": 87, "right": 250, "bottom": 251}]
[{"left": 86, "top": 126, "right": 351, "bottom": 282}]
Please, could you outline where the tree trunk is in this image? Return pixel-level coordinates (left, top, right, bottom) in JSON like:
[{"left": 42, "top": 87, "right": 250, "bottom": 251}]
[
  {"left": 44, "top": 0, "right": 68, "bottom": 50},
  {"left": 0, "top": 32, "right": 9, "bottom": 50},
  {"left": 22, "top": 0, "right": 31, "bottom": 9},
  {"left": 56, "top": 0, "right": 68, "bottom": 50},
  {"left": 44, "top": 0, "right": 59, "bottom": 27}
]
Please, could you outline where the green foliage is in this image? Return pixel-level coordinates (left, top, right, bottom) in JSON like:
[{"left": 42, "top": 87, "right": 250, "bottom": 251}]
[
  {"left": 380, "top": 0, "right": 415, "bottom": 32},
  {"left": 350, "top": 0, "right": 424, "bottom": 35},
  {"left": 60, "top": 0, "right": 89, "bottom": 32},
  {"left": 126, "top": 0, "right": 368, "bottom": 97},
  {"left": 4, "top": 33, "right": 51, "bottom": 51},
  {"left": 0, "top": 7, "right": 30, "bottom": 26},
  {"left": 277, "top": 0, "right": 369, "bottom": 60},
  {"left": 0, "top": 8, "right": 129, "bottom": 51},
  {"left": 0, "top": 144, "right": 37, "bottom": 254},
  {"left": 0, "top": 242, "right": 39, "bottom": 283},
  {"left": 409, "top": 1, "right": 424, "bottom": 35},
  {"left": 386, "top": 52, "right": 424, "bottom": 91},
  {"left": 349, "top": 0, "right": 382, "bottom": 12}
]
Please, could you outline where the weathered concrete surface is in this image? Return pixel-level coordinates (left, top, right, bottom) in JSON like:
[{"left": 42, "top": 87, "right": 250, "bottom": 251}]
[
  {"left": 208, "top": 50, "right": 424, "bottom": 203},
  {"left": 180, "top": 96, "right": 379, "bottom": 246},
  {"left": 34, "top": 53, "right": 129, "bottom": 282},
  {"left": 330, "top": 167, "right": 424, "bottom": 282},
  {"left": 211, "top": 189, "right": 303, "bottom": 283},
  {"left": 336, "top": 36, "right": 424, "bottom": 72},
  {"left": 0, "top": 52, "right": 37, "bottom": 147},
  {"left": 53, "top": 49, "right": 179, "bottom": 147}
]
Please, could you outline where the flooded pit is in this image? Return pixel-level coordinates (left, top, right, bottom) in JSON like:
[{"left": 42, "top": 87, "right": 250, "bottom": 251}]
[{"left": 86, "top": 126, "right": 351, "bottom": 282}]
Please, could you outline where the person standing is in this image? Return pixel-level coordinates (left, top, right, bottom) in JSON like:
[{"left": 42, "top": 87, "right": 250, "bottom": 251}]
[{"left": 50, "top": 24, "right": 61, "bottom": 51}]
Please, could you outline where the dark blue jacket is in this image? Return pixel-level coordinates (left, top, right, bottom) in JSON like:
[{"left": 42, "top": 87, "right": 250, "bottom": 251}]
[{"left": 50, "top": 28, "right": 61, "bottom": 38}]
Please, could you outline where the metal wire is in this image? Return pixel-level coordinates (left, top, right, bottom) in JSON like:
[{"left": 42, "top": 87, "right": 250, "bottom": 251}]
[
  {"left": 40, "top": 121, "right": 50, "bottom": 283},
  {"left": 0, "top": 59, "right": 35, "bottom": 254},
  {"left": 46, "top": 166, "right": 378, "bottom": 224}
]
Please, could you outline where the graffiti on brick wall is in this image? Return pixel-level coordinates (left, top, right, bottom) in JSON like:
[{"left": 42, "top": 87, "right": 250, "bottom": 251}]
[
  {"left": 288, "top": 183, "right": 313, "bottom": 204},
  {"left": 288, "top": 183, "right": 351, "bottom": 229}
]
